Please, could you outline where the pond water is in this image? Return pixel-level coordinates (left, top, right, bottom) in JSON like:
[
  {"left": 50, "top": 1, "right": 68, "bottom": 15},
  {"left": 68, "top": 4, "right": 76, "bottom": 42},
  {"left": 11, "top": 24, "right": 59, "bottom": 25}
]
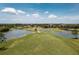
[
  {"left": 0, "top": 28, "right": 79, "bottom": 41},
  {"left": 41, "top": 29, "right": 79, "bottom": 39},
  {"left": 0, "top": 29, "right": 32, "bottom": 40},
  {"left": 54, "top": 30, "right": 79, "bottom": 39}
]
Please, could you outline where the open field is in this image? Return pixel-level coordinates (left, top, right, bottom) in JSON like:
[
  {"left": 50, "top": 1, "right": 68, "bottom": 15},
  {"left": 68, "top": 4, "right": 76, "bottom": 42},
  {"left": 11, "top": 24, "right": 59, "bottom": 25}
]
[{"left": 0, "top": 29, "right": 79, "bottom": 55}]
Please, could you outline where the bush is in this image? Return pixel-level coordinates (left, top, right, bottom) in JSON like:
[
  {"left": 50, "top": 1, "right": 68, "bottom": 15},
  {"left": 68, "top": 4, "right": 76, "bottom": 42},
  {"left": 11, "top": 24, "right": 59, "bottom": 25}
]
[{"left": 0, "top": 27, "right": 10, "bottom": 32}]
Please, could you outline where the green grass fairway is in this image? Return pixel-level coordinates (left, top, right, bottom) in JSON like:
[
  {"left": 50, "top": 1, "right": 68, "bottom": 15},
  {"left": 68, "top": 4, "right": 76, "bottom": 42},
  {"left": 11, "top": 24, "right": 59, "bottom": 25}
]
[{"left": 0, "top": 31, "right": 79, "bottom": 55}]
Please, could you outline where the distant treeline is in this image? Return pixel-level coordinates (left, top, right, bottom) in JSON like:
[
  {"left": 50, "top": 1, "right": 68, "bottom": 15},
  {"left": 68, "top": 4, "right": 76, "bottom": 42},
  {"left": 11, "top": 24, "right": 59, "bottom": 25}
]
[{"left": 0, "top": 24, "right": 79, "bottom": 29}]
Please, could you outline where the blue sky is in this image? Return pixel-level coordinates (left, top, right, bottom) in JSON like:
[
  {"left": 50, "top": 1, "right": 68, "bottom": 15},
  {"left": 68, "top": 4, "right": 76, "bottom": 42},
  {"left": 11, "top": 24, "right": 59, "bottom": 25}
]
[{"left": 0, "top": 3, "right": 79, "bottom": 24}]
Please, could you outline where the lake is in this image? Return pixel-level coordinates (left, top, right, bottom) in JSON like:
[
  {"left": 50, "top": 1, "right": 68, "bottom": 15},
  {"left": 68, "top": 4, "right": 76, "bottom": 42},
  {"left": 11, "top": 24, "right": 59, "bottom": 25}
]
[
  {"left": 0, "top": 29, "right": 32, "bottom": 40},
  {"left": 54, "top": 30, "right": 79, "bottom": 39},
  {"left": 41, "top": 29, "right": 79, "bottom": 39}
]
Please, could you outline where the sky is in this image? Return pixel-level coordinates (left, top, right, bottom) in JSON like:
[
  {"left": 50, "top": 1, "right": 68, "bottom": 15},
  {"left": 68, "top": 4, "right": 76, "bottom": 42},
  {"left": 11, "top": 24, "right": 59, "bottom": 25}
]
[{"left": 0, "top": 3, "right": 79, "bottom": 24}]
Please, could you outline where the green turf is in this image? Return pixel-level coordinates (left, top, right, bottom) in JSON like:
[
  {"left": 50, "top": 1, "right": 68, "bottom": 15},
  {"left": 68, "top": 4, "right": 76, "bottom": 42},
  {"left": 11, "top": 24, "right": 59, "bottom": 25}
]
[{"left": 0, "top": 30, "right": 79, "bottom": 55}]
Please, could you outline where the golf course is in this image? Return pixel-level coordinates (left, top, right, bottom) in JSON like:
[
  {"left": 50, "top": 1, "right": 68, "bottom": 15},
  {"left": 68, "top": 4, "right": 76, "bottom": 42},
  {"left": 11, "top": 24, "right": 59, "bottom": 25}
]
[
  {"left": 0, "top": 3, "right": 79, "bottom": 55},
  {"left": 0, "top": 28, "right": 79, "bottom": 55}
]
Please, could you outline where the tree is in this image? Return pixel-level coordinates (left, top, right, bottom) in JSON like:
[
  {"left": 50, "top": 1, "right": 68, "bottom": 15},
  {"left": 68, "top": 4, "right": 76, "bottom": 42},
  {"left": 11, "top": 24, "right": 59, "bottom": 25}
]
[{"left": 71, "top": 29, "right": 78, "bottom": 39}]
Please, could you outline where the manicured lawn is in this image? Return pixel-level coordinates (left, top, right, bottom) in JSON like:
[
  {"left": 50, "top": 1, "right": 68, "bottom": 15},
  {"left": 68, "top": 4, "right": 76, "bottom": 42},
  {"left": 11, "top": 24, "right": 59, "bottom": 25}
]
[{"left": 0, "top": 30, "right": 79, "bottom": 55}]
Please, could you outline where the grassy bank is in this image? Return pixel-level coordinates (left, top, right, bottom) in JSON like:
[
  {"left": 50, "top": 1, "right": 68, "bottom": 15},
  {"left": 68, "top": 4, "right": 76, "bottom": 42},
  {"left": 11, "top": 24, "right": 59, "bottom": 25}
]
[{"left": 0, "top": 30, "right": 79, "bottom": 55}]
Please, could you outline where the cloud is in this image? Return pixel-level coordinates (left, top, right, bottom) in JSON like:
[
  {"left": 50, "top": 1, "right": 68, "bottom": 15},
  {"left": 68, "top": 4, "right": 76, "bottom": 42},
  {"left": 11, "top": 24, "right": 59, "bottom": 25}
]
[
  {"left": 44, "top": 11, "right": 49, "bottom": 14},
  {"left": 32, "top": 13, "right": 40, "bottom": 18},
  {"left": 17, "top": 10, "right": 26, "bottom": 14},
  {"left": 48, "top": 14, "right": 57, "bottom": 19},
  {"left": 1, "top": 7, "right": 26, "bottom": 15},
  {"left": 1, "top": 7, "right": 17, "bottom": 14},
  {"left": 26, "top": 14, "right": 30, "bottom": 17},
  {"left": 0, "top": 8, "right": 79, "bottom": 24},
  {"left": 58, "top": 16, "right": 79, "bottom": 20}
]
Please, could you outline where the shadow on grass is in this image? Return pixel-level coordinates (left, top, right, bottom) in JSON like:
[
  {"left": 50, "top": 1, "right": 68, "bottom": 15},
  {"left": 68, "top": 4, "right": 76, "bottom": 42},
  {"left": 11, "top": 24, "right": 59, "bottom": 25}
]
[{"left": 0, "top": 47, "right": 8, "bottom": 51}]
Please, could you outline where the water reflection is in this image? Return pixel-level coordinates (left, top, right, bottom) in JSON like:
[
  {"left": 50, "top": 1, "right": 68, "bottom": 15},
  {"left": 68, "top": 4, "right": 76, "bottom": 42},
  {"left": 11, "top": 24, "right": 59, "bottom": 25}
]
[
  {"left": 0, "top": 32, "right": 6, "bottom": 43},
  {"left": 5, "top": 29, "right": 32, "bottom": 40},
  {"left": 0, "top": 32, "right": 7, "bottom": 50},
  {"left": 71, "top": 29, "right": 78, "bottom": 39},
  {"left": 0, "top": 29, "right": 32, "bottom": 40},
  {"left": 54, "top": 30, "right": 79, "bottom": 39}
]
